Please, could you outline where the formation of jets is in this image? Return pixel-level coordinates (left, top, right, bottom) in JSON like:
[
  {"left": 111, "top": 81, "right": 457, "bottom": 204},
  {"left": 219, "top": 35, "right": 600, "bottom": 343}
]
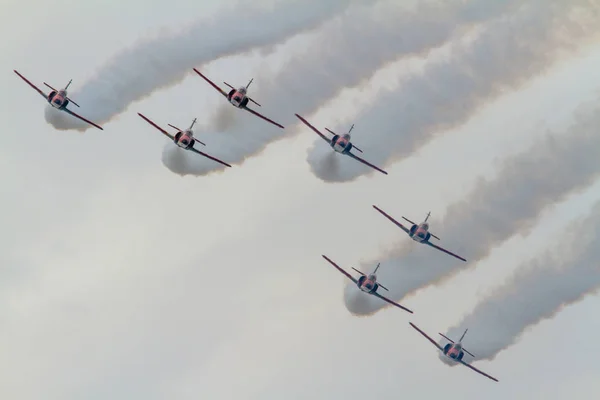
[
  {"left": 13, "top": 66, "right": 498, "bottom": 384},
  {"left": 13, "top": 68, "right": 391, "bottom": 175}
]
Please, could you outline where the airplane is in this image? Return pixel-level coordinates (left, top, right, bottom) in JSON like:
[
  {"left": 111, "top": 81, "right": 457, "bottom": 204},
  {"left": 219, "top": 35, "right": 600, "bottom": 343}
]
[
  {"left": 295, "top": 114, "right": 388, "bottom": 175},
  {"left": 408, "top": 322, "right": 498, "bottom": 382},
  {"left": 372, "top": 205, "right": 466, "bottom": 262},
  {"left": 13, "top": 70, "right": 103, "bottom": 130},
  {"left": 321, "top": 255, "right": 412, "bottom": 313},
  {"left": 192, "top": 68, "right": 284, "bottom": 129},
  {"left": 137, "top": 113, "right": 232, "bottom": 168}
]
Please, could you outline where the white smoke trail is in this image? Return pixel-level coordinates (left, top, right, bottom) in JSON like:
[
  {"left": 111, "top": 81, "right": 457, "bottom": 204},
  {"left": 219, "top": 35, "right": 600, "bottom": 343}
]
[
  {"left": 343, "top": 99, "right": 600, "bottom": 315},
  {"left": 307, "top": 0, "right": 600, "bottom": 182},
  {"left": 440, "top": 201, "right": 600, "bottom": 362},
  {"left": 44, "top": 0, "right": 369, "bottom": 131},
  {"left": 161, "top": 0, "right": 525, "bottom": 175}
]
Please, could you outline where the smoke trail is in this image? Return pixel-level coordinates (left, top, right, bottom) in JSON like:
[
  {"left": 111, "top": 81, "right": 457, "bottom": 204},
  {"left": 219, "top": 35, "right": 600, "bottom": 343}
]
[
  {"left": 161, "top": 0, "right": 525, "bottom": 175},
  {"left": 307, "top": 0, "right": 600, "bottom": 182},
  {"left": 44, "top": 0, "right": 369, "bottom": 131},
  {"left": 343, "top": 99, "right": 600, "bottom": 315},
  {"left": 440, "top": 201, "right": 600, "bottom": 362}
]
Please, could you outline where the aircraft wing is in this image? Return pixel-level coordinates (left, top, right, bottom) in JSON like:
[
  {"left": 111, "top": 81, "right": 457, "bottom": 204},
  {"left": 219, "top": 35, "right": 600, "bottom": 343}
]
[
  {"left": 193, "top": 68, "right": 227, "bottom": 97},
  {"left": 424, "top": 241, "right": 467, "bottom": 262},
  {"left": 137, "top": 113, "right": 175, "bottom": 140},
  {"left": 408, "top": 322, "right": 444, "bottom": 351},
  {"left": 295, "top": 114, "right": 331, "bottom": 143},
  {"left": 63, "top": 108, "right": 103, "bottom": 130},
  {"left": 372, "top": 205, "right": 410, "bottom": 234},
  {"left": 14, "top": 70, "right": 47, "bottom": 99},
  {"left": 458, "top": 360, "right": 499, "bottom": 382},
  {"left": 347, "top": 152, "right": 388, "bottom": 175},
  {"left": 244, "top": 107, "right": 284, "bottom": 129},
  {"left": 189, "top": 146, "right": 232, "bottom": 168},
  {"left": 371, "top": 291, "right": 413, "bottom": 314},
  {"left": 321, "top": 255, "right": 358, "bottom": 285}
]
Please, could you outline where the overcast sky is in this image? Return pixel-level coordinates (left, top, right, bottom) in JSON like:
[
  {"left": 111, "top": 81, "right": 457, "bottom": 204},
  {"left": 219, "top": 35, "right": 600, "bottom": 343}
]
[{"left": 1, "top": 0, "right": 600, "bottom": 399}]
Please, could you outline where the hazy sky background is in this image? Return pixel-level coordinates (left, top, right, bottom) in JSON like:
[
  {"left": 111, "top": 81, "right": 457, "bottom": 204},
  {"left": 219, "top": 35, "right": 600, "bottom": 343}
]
[{"left": 1, "top": 0, "right": 600, "bottom": 399}]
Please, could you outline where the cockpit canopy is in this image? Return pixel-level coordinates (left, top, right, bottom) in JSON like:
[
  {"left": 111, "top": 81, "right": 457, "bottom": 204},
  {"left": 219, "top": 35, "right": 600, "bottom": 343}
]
[
  {"left": 237, "top": 87, "right": 247, "bottom": 94},
  {"left": 421, "top": 222, "right": 429, "bottom": 230}
]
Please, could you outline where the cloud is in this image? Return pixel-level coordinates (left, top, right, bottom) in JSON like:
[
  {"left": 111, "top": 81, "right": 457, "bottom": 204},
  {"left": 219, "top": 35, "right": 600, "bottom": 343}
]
[
  {"left": 160, "top": 0, "right": 524, "bottom": 175},
  {"left": 44, "top": 0, "right": 367, "bottom": 131},
  {"left": 343, "top": 98, "right": 600, "bottom": 314},
  {"left": 307, "top": 0, "right": 600, "bottom": 181},
  {"left": 440, "top": 200, "right": 600, "bottom": 362}
]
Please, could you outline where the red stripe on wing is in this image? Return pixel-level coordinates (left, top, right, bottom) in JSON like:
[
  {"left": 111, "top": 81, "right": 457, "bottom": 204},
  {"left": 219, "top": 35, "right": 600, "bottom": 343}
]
[{"left": 346, "top": 152, "right": 388, "bottom": 175}]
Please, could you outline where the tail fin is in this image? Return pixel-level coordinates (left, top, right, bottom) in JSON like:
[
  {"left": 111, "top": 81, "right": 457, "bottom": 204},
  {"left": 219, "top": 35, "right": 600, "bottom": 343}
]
[
  {"left": 348, "top": 124, "right": 355, "bottom": 135},
  {"left": 459, "top": 328, "right": 468, "bottom": 342},
  {"left": 373, "top": 262, "right": 381, "bottom": 274},
  {"left": 189, "top": 118, "right": 197, "bottom": 130},
  {"left": 246, "top": 78, "right": 254, "bottom": 89},
  {"left": 65, "top": 79, "right": 72, "bottom": 90},
  {"left": 425, "top": 211, "right": 431, "bottom": 222}
]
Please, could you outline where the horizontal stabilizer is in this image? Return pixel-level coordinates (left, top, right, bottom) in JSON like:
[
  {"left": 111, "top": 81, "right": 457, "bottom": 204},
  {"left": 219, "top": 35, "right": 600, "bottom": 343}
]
[
  {"left": 438, "top": 333, "right": 454, "bottom": 343},
  {"left": 168, "top": 123, "right": 183, "bottom": 132},
  {"left": 325, "top": 127, "right": 338, "bottom": 136},
  {"left": 402, "top": 216, "right": 416, "bottom": 225},
  {"left": 43, "top": 82, "right": 57, "bottom": 92},
  {"left": 352, "top": 144, "right": 363, "bottom": 153},
  {"left": 66, "top": 97, "right": 80, "bottom": 107},
  {"left": 463, "top": 348, "right": 475, "bottom": 358}
]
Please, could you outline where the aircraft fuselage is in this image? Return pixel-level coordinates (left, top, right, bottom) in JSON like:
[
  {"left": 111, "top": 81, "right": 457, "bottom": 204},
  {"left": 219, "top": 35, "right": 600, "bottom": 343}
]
[
  {"left": 331, "top": 134, "right": 352, "bottom": 154},
  {"left": 227, "top": 88, "right": 248, "bottom": 108},
  {"left": 409, "top": 223, "right": 430, "bottom": 243},
  {"left": 357, "top": 274, "right": 378, "bottom": 294},
  {"left": 48, "top": 90, "right": 68, "bottom": 110},
  {"left": 174, "top": 130, "right": 195, "bottom": 149},
  {"left": 443, "top": 343, "right": 464, "bottom": 361}
]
